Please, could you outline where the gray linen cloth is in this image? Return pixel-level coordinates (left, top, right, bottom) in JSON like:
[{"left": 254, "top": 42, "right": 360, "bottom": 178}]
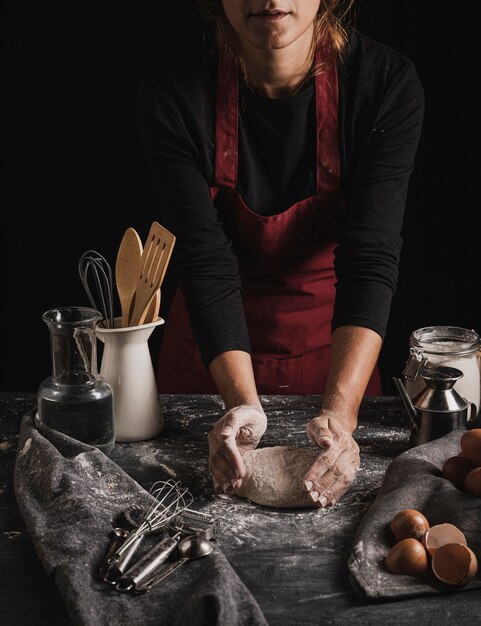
[
  {"left": 14, "top": 411, "right": 268, "bottom": 626},
  {"left": 348, "top": 417, "right": 481, "bottom": 600}
]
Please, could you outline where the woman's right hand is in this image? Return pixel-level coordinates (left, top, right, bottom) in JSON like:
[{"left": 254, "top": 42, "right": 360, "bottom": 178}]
[{"left": 208, "top": 404, "right": 267, "bottom": 494}]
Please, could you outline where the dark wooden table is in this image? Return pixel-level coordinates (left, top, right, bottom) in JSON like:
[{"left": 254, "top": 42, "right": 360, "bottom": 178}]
[{"left": 1, "top": 392, "right": 480, "bottom": 625}]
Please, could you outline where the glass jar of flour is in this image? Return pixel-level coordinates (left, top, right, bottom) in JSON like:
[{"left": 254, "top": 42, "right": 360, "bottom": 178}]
[{"left": 403, "top": 326, "right": 481, "bottom": 417}]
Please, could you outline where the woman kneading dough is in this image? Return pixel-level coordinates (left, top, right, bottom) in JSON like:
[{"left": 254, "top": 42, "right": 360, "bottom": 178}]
[{"left": 137, "top": 0, "right": 424, "bottom": 506}]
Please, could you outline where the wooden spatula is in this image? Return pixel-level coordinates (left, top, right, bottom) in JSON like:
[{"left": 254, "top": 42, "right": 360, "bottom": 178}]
[
  {"left": 142, "top": 289, "right": 161, "bottom": 324},
  {"left": 115, "top": 227, "right": 143, "bottom": 328},
  {"left": 128, "top": 222, "right": 175, "bottom": 327}
]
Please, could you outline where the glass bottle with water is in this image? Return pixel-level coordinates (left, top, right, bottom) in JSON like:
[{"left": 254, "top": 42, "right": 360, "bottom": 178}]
[{"left": 36, "top": 307, "right": 115, "bottom": 453}]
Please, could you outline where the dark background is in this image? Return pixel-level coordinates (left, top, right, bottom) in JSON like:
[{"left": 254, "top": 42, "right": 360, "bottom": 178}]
[{"left": 2, "top": 1, "right": 477, "bottom": 393}]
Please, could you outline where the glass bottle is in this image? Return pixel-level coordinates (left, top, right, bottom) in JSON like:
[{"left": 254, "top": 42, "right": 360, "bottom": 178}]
[
  {"left": 36, "top": 307, "right": 115, "bottom": 453},
  {"left": 403, "top": 325, "right": 481, "bottom": 417}
]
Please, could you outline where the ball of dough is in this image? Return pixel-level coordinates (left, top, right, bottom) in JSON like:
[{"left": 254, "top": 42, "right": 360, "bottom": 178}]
[{"left": 233, "top": 446, "right": 319, "bottom": 508}]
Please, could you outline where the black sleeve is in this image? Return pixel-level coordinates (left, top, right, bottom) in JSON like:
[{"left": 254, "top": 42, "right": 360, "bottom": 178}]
[
  {"left": 332, "top": 60, "right": 425, "bottom": 338},
  {"left": 136, "top": 78, "right": 251, "bottom": 366}
]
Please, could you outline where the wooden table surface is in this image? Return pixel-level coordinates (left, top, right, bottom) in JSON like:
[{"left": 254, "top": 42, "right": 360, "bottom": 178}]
[{"left": 1, "top": 392, "right": 480, "bottom": 625}]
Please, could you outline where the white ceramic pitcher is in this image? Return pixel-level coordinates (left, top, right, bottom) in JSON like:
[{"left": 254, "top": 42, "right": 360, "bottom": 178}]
[{"left": 95, "top": 317, "right": 164, "bottom": 442}]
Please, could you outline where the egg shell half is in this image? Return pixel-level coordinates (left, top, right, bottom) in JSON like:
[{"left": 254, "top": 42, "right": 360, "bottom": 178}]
[
  {"left": 432, "top": 543, "right": 478, "bottom": 586},
  {"left": 423, "top": 523, "right": 467, "bottom": 556}
]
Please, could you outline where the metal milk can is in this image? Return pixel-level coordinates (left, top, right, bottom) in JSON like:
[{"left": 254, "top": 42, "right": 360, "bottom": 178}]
[{"left": 393, "top": 365, "right": 477, "bottom": 447}]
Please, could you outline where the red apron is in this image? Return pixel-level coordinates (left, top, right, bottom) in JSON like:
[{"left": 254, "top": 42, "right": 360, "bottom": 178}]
[{"left": 157, "top": 47, "right": 382, "bottom": 396}]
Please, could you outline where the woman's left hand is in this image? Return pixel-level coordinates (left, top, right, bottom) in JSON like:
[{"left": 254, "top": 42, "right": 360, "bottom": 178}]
[{"left": 303, "top": 413, "right": 360, "bottom": 507}]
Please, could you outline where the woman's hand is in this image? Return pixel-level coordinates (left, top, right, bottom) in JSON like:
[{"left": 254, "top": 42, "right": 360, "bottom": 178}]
[
  {"left": 303, "top": 412, "right": 360, "bottom": 507},
  {"left": 208, "top": 404, "right": 267, "bottom": 494}
]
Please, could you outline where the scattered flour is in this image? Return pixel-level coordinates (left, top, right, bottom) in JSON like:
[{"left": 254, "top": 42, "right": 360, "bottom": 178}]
[
  {"left": 18, "top": 438, "right": 32, "bottom": 457},
  {"left": 157, "top": 463, "right": 177, "bottom": 478},
  {"left": 4, "top": 531, "right": 24, "bottom": 540}
]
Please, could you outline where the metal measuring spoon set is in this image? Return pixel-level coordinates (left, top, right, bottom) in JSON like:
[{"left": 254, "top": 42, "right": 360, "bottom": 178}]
[{"left": 98, "top": 479, "right": 218, "bottom": 593}]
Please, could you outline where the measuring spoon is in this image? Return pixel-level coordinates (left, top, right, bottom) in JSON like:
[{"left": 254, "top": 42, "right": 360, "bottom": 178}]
[{"left": 135, "top": 535, "right": 214, "bottom": 593}]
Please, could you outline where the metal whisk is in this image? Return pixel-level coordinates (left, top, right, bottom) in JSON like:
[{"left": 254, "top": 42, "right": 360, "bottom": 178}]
[
  {"left": 78, "top": 250, "right": 114, "bottom": 329},
  {"left": 116, "top": 480, "right": 194, "bottom": 558},
  {"left": 102, "top": 479, "right": 195, "bottom": 584}
]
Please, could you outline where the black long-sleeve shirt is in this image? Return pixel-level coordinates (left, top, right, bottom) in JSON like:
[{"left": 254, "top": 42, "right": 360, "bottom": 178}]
[{"left": 137, "top": 30, "right": 424, "bottom": 366}]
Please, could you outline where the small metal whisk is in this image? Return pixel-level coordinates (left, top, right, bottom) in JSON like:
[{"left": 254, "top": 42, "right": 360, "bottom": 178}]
[
  {"left": 78, "top": 250, "right": 114, "bottom": 328},
  {"left": 102, "top": 479, "right": 195, "bottom": 584},
  {"left": 116, "top": 480, "right": 194, "bottom": 558}
]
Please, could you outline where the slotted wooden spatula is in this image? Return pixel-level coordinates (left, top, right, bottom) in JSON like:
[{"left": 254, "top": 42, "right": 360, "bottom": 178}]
[
  {"left": 115, "top": 227, "right": 143, "bottom": 328},
  {"left": 142, "top": 288, "right": 161, "bottom": 324},
  {"left": 128, "top": 221, "right": 175, "bottom": 327}
]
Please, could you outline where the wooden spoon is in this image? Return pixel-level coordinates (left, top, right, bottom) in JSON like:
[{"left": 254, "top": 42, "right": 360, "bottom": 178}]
[
  {"left": 115, "top": 227, "right": 143, "bottom": 328},
  {"left": 129, "top": 222, "right": 175, "bottom": 327}
]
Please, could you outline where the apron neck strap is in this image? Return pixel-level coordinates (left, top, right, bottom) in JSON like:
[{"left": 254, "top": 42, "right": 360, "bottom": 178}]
[
  {"left": 214, "top": 43, "right": 340, "bottom": 194},
  {"left": 215, "top": 45, "right": 239, "bottom": 189}
]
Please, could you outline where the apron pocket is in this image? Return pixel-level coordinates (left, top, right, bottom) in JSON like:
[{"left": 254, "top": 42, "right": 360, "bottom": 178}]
[{"left": 252, "top": 354, "right": 303, "bottom": 395}]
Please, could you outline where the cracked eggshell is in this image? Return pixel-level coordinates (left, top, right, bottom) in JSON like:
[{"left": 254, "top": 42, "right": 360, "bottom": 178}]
[
  {"left": 423, "top": 523, "right": 467, "bottom": 556},
  {"left": 432, "top": 543, "right": 478, "bottom": 586}
]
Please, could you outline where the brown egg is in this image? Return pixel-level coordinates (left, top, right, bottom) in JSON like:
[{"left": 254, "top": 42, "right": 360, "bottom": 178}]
[
  {"left": 423, "top": 523, "right": 467, "bottom": 556},
  {"left": 385, "top": 538, "right": 429, "bottom": 576},
  {"left": 460, "top": 429, "right": 481, "bottom": 466},
  {"left": 442, "top": 455, "right": 476, "bottom": 490},
  {"left": 464, "top": 466, "right": 481, "bottom": 497},
  {"left": 432, "top": 543, "right": 478, "bottom": 586},
  {"left": 390, "top": 509, "right": 430, "bottom": 542}
]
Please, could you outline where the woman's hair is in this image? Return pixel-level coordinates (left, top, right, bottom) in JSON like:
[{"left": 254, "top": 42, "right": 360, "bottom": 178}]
[{"left": 198, "top": 1, "right": 355, "bottom": 64}]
